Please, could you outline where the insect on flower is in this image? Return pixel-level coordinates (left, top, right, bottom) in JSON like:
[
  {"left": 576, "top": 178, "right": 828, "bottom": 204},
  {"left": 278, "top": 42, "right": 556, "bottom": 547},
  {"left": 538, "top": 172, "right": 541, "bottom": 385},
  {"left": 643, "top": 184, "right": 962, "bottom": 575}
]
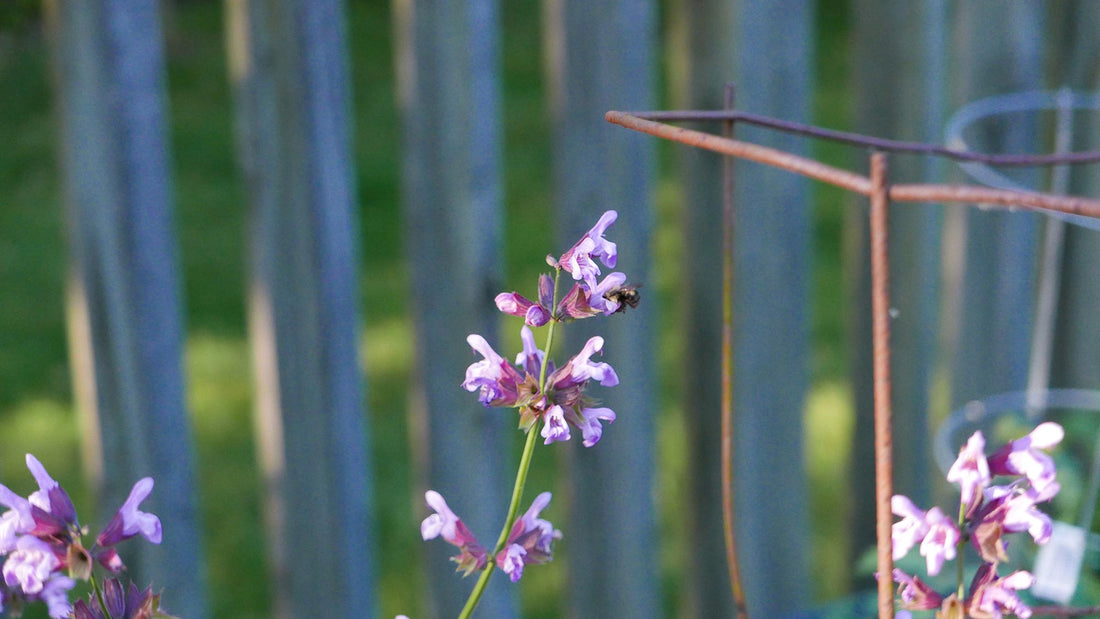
[{"left": 602, "top": 282, "right": 641, "bottom": 313}]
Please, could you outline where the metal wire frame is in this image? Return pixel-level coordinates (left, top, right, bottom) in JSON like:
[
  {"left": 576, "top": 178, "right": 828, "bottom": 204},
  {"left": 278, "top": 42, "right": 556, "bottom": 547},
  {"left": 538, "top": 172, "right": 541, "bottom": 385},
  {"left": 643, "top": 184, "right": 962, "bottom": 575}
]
[{"left": 605, "top": 101, "right": 1100, "bottom": 619}]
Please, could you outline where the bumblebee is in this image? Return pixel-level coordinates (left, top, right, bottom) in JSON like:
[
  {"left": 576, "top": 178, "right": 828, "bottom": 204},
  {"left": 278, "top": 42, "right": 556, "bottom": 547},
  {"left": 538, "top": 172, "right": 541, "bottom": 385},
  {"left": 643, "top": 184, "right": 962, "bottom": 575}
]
[{"left": 603, "top": 283, "right": 641, "bottom": 313}]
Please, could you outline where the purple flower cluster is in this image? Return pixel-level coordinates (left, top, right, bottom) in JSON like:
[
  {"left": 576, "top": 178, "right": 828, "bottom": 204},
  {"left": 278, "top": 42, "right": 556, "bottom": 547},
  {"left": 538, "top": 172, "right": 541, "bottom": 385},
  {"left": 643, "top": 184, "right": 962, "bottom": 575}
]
[
  {"left": 420, "top": 491, "right": 489, "bottom": 577},
  {"left": 495, "top": 210, "right": 635, "bottom": 325},
  {"left": 421, "top": 211, "right": 635, "bottom": 589},
  {"left": 890, "top": 422, "right": 1064, "bottom": 618},
  {"left": 462, "top": 328, "right": 619, "bottom": 447},
  {"left": 467, "top": 210, "right": 628, "bottom": 448},
  {"left": 0, "top": 454, "right": 166, "bottom": 618},
  {"left": 421, "top": 491, "right": 562, "bottom": 584}
]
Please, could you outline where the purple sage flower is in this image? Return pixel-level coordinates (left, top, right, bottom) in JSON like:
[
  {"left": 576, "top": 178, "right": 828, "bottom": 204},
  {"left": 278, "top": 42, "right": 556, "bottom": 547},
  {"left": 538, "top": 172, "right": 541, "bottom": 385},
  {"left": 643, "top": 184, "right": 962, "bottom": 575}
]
[
  {"left": 0, "top": 485, "right": 35, "bottom": 554},
  {"left": 891, "top": 569, "right": 943, "bottom": 610},
  {"left": 558, "top": 210, "right": 618, "bottom": 286},
  {"left": 988, "top": 422, "right": 1063, "bottom": 496},
  {"left": 495, "top": 292, "right": 551, "bottom": 327},
  {"left": 540, "top": 405, "right": 571, "bottom": 445},
  {"left": 421, "top": 491, "right": 488, "bottom": 576},
  {"left": 3, "top": 535, "right": 58, "bottom": 595},
  {"left": 36, "top": 573, "right": 76, "bottom": 619},
  {"left": 920, "top": 507, "right": 959, "bottom": 576},
  {"left": 555, "top": 282, "right": 597, "bottom": 320},
  {"left": 515, "top": 326, "right": 547, "bottom": 378},
  {"left": 24, "top": 455, "right": 80, "bottom": 532},
  {"left": 494, "top": 492, "right": 561, "bottom": 582},
  {"left": 528, "top": 337, "right": 619, "bottom": 447},
  {"left": 495, "top": 544, "right": 527, "bottom": 583},
  {"left": 891, "top": 495, "right": 930, "bottom": 560},
  {"left": 983, "top": 484, "right": 1054, "bottom": 545},
  {"left": 26, "top": 454, "right": 60, "bottom": 510},
  {"left": 462, "top": 334, "right": 527, "bottom": 407},
  {"left": 576, "top": 407, "right": 616, "bottom": 447},
  {"left": 946, "top": 430, "right": 990, "bottom": 517},
  {"left": 968, "top": 564, "right": 1034, "bottom": 619},
  {"left": 96, "top": 477, "right": 162, "bottom": 548},
  {"left": 562, "top": 336, "right": 618, "bottom": 387}
]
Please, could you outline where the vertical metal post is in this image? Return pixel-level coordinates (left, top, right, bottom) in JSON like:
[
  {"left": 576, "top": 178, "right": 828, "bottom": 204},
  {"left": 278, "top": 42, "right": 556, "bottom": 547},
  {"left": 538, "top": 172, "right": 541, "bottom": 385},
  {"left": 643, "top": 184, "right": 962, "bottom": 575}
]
[
  {"left": 720, "top": 83, "right": 748, "bottom": 618},
  {"left": 869, "top": 151, "right": 894, "bottom": 618}
]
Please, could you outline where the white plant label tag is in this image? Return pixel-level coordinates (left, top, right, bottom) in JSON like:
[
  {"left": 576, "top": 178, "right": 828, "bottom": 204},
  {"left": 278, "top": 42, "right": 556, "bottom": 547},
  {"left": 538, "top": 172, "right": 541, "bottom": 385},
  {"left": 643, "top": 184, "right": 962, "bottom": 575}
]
[{"left": 1031, "top": 520, "right": 1086, "bottom": 604}]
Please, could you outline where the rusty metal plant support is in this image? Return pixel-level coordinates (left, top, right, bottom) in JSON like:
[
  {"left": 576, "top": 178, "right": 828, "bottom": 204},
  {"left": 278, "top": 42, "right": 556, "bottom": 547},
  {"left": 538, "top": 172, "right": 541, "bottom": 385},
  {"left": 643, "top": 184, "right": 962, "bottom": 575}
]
[
  {"left": 720, "top": 85, "right": 749, "bottom": 619},
  {"left": 605, "top": 105, "right": 1100, "bottom": 619},
  {"left": 869, "top": 152, "right": 894, "bottom": 619}
]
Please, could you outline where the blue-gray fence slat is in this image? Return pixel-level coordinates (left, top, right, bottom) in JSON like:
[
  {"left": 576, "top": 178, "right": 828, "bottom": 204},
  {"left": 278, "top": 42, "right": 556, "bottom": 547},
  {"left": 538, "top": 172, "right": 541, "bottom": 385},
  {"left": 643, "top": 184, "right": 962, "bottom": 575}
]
[
  {"left": 675, "top": 0, "right": 737, "bottom": 613},
  {"left": 227, "top": 0, "right": 375, "bottom": 617},
  {"left": 846, "top": 0, "right": 948, "bottom": 574},
  {"left": 47, "top": 1, "right": 207, "bottom": 616},
  {"left": 730, "top": 2, "right": 814, "bottom": 616},
  {"left": 949, "top": 3, "right": 1044, "bottom": 410},
  {"left": 546, "top": 0, "right": 660, "bottom": 616},
  {"left": 396, "top": 0, "right": 515, "bottom": 616}
]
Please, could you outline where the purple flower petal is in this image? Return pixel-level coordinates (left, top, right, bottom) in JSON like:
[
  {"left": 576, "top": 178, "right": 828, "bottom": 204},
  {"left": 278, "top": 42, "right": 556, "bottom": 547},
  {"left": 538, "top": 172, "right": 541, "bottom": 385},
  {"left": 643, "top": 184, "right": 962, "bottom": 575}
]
[
  {"left": 540, "top": 406, "right": 571, "bottom": 445},
  {"left": 946, "top": 431, "right": 990, "bottom": 517},
  {"left": 421, "top": 490, "right": 459, "bottom": 542},
  {"left": 891, "top": 495, "right": 929, "bottom": 560},
  {"left": 496, "top": 544, "right": 526, "bottom": 582},
  {"left": 96, "top": 477, "right": 161, "bottom": 547},
  {"left": 919, "top": 507, "right": 958, "bottom": 576},
  {"left": 558, "top": 210, "right": 618, "bottom": 284},
  {"left": 891, "top": 569, "right": 943, "bottom": 610},
  {"left": 988, "top": 422, "right": 1063, "bottom": 496},
  {"left": 569, "top": 337, "right": 619, "bottom": 387},
  {"left": 38, "top": 574, "right": 75, "bottom": 619},
  {"left": 462, "top": 334, "right": 523, "bottom": 407},
  {"left": 578, "top": 407, "right": 616, "bottom": 447},
  {"left": 3, "top": 535, "right": 58, "bottom": 595},
  {"left": 495, "top": 292, "right": 550, "bottom": 327},
  {"left": 25, "top": 454, "right": 59, "bottom": 512},
  {"left": 0, "top": 485, "right": 35, "bottom": 554},
  {"left": 515, "top": 326, "right": 545, "bottom": 377},
  {"left": 973, "top": 568, "right": 1035, "bottom": 619}
]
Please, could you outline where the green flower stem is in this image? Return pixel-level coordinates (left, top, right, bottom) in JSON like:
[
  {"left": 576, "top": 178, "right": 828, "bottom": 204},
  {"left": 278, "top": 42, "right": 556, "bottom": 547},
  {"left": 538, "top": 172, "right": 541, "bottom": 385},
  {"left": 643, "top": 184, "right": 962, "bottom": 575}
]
[
  {"left": 458, "top": 272, "right": 562, "bottom": 619},
  {"left": 457, "top": 423, "right": 541, "bottom": 619},
  {"left": 90, "top": 572, "right": 112, "bottom": 619},
  {"left": 956, "top": 501, "right": 966, "bottom": 600}
]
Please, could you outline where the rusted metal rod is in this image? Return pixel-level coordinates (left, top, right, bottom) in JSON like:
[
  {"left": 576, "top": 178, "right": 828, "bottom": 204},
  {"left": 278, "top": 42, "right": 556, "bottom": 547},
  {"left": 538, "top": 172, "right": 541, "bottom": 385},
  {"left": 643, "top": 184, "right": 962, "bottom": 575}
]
[
  {"left": 869, "top": 152, "right": 895, "bottom": 619},
  {"left": 606, "top": 111, "right": 1100, "bottom": 218},
  {"left": 719, "top": 84, "right": 749, "bottom": 619},
  {"left": 1031, "top": 605, "right": 1100, "bottom": 616},
  {"left": 889, "top": 183, "right": 1100, "bottom": 218},
  {"left": 623, "top": 109, "right": 1100, "bottom": 167},
  {"left": 607, "top": 105, "right": 1100, "bottom": 618},
  {"left": 605, "top": 111, "right": 871, "bottom": 194}
]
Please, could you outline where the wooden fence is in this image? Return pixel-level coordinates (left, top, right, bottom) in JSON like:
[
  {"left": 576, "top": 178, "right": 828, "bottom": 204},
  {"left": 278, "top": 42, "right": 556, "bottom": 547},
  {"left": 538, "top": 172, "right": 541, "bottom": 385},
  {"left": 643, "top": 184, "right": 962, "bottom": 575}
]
[{"left": 30, "top": 0, "right": 1100, "bottom": 617}]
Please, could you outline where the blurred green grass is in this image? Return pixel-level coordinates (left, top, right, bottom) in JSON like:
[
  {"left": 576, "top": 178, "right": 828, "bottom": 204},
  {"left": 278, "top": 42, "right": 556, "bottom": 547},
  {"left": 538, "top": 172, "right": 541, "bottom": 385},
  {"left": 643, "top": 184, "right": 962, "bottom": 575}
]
[{"left": 0, "top": 1, "right": 854, "bottom": 617}]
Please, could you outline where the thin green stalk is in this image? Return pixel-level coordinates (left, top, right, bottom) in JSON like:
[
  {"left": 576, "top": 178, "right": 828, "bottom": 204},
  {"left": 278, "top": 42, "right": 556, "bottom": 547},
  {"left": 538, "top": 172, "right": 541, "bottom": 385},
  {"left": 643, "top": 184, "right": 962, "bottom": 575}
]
[
  {"left": 457, "top": 271, "right": 562, "bottom": 619},
  {"left": 90, "top": 572, "right": 112, "bottom": 619},
  {"left": 956, "top": 501, "right": 966, "bottom": 600},
  {"left": 457, "top": 424, "right": 541, "bottom": 619}
]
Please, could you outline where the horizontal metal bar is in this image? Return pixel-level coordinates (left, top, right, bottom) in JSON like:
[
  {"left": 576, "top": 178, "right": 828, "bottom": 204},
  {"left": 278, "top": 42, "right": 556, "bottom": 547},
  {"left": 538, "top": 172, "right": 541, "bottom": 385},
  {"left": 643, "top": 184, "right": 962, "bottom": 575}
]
[
  {"left": 605, "top": 110, "right": 872, "bottom": 194},
  {"left": 625, "top": 109, "right": 1100, "bottom": 167},
  {"left": 606, "top": 111, "right": 1100, "bottom": 220}
]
